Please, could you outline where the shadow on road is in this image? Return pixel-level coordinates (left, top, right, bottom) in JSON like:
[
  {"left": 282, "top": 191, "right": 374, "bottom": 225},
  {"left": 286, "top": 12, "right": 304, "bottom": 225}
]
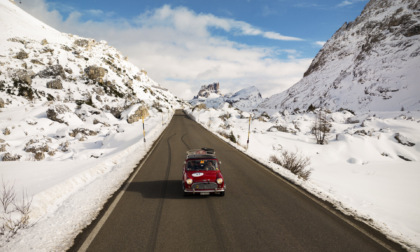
[{"left": 126, "top": 180, "right": 218, "bottom": 199}]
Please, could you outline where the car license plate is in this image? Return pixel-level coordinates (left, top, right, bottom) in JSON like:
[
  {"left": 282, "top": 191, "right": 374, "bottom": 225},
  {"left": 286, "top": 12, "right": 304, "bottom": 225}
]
[{"left": 200, "top": 192, "right": 210, "bottom": 195}]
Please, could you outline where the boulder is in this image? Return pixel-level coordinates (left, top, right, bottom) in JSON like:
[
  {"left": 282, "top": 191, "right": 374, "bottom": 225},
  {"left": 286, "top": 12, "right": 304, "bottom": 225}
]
[
  {"left": 2, "top": 153, "right": 21, "bottom": 161},
  {"left": 394, "top": 133, "right": 415, "bottom": 147},
  {"left": 46, "top": 79, "right": 63, "bottom": 89},
  {"left": 0, "top": 144, "right": 7, "bottom": 152},
  {"left": 13, "top": 69, "right": 35, "bottom": 85},
  {"left": 74, "top": 39, "right": 94, "bottom": 50},
  {"left": 3, "top": 127, "right": 11, "bottom": 135},
  {"left": 46, "top": 104, "right": 71, "bottom": 124},
  {"left": 69, "top": 128, "right": 97, "bottom": 137},
  {"left": 34, "top": 152, "right": 45, "bottom": 161},
  {"left": 24, "top": 139, "right": 50, "bottom": 154},
  {"left": 84, "top": 66, "right": 107, "bottom": 83},
  {"left": 38, "top": 65, "right": 66, "bottom": 79},
  {"left": 110, "top": 107, "right": 123, "bottom": 119},
  {"left": 15, "top": 50, "right": 28, "bottom": 59}
]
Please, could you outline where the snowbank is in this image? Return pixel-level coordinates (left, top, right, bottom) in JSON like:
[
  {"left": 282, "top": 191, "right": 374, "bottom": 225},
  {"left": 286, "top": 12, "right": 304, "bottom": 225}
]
[{"left": 0, "top": 108, "right": 174, "bottom": 251}]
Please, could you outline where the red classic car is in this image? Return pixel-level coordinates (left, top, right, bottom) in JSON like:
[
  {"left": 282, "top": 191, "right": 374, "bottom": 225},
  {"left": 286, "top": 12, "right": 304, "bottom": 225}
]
[{"left": 182, "top": 148, "right": 225, "bottom": 196}]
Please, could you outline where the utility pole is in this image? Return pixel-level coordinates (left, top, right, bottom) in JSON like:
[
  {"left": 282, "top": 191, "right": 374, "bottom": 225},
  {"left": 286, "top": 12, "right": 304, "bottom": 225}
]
[{"left": 247, "top": 114, "right": 252, "bottom": 150}]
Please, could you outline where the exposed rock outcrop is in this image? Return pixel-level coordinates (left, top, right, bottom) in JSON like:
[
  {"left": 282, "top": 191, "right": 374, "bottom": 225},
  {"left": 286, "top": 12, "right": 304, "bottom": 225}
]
[
  {"left": 127, "top": 106, "right": 149, "bottom": 124},
  {"left": 46, "top": 79, "right": 63, "bottom": 89},
  {"left": 38, "top": 65, "right": 66, "bottom": 79},
  {"left": 13, "top": 69, "right": 35, "bottom": 85},
  {"left": 2, "top": 152, "right": 21, "bottom": 161},
  {"left": 46, "top": 104, "right": 71, "bottom": 124},
  {"left": 195, "top": 82, "right": 221, "bottom": 98},
  {"left": 84, "top": 65, "right": 107, "bottom": 83}
]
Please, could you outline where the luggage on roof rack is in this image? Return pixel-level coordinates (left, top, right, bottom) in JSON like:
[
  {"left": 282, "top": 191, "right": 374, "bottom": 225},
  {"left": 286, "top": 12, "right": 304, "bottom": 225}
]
[{"left": 186, "top": 147, "right": 215, "bottom": 157}]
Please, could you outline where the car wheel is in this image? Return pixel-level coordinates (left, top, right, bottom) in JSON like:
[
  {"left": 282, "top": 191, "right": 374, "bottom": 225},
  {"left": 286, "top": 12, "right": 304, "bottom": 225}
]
[{"left": 219, "top": 192, "right": 225, "bottom": 197}]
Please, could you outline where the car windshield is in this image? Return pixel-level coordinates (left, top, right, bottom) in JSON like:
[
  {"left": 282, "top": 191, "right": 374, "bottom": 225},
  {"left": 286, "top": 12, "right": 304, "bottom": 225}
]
[{"left": 186, "top": 159, "right": 219, "bottom": 171}]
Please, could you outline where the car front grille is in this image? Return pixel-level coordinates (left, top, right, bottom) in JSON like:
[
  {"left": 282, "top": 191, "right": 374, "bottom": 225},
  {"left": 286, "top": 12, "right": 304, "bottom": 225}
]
[{"left": 192, "top": 182, "right": 218, "bottom": 190}]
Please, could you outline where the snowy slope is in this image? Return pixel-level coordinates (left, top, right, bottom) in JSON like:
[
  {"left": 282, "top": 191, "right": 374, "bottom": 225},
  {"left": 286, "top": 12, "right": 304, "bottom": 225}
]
[
  {"left": 186, "top": 106, "right": 420, "bottom": 251},
  {"left": 0, "top": 0, "right": 180, "bottom": 162},
  {"left": 0, "top": 0, "right": 180, "bottom": 250},
  {"left": 259, "top": 0, "right": 420, "bottom": 112}
]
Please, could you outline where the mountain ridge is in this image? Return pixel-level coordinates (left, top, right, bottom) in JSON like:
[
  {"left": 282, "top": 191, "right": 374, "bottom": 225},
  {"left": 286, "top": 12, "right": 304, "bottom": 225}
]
[
  {"left": 190, "top": 83, "right": 263, "bottom": 111},
  {"left": 259, "top": 0, "right": 420, "bottom": 113}
]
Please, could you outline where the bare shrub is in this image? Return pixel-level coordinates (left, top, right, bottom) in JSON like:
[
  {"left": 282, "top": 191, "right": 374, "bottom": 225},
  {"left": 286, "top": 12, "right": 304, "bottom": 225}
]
[
  {"left": 217, "top": 130, "right": 237, "bottom": 144},
  {"left": 312, "top": 109, "right": 331, "bottom": 145},
  {"left": 219, "top": 113, "right": 231, "bottom": 121},
  {"left": 270, "top": 150, "right": 312, "bottom": 180},
  {"left": 0, "top": 179, "right": 33, "bottom": 241},
  {"left": 217, "top": 130, "right": 229, "bottom": 139},
  {"left": 0, "top": 180, "right": 15, "bottom": 214},
  {"left": 269, "top": 155, "right": 281, "bottom": 165},
  {"left": 228, "top": 131, "right": 237, "bottom": 143}
]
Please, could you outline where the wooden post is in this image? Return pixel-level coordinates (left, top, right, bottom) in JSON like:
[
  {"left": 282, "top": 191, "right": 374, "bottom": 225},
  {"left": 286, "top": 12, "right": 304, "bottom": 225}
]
[{"left": 142, "top": 115, "right": 146, "bottom": 143}]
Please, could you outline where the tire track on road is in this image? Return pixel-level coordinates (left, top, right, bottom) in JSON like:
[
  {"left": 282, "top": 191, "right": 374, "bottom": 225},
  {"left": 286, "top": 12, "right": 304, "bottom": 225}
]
[
  {"left": 181, "top": 133, "right": 190, "bottom": 149},
  {"left": 146, "top": 133, "right": 175, "bottom": 251}
]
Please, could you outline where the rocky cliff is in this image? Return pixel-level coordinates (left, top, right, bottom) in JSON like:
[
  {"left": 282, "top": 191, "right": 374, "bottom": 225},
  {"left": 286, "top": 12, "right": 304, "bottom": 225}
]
[{"left": 194, "top": 82, "right": 221, "bottom": 99}]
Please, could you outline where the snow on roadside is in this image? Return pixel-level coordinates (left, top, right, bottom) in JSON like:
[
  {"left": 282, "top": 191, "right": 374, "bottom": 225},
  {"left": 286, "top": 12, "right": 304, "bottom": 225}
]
[
  {"left": 186, "top": 104, "right": 420, "bottom": 251},
  {"left": 0, "top": 108, "right": 175, "bottom": 251},
  {"left": 0, "top": 1, "right": 182, "bottom": 250}
]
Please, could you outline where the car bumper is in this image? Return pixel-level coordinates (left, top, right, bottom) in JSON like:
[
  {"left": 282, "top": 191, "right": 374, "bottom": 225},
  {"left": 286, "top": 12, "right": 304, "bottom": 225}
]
[{"left": 184, "top": 186, "right": 226, "bottom": 195}]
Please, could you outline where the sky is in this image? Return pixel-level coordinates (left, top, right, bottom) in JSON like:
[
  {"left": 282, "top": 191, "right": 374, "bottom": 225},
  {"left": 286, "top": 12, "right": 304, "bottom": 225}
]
[{"left": 17, "top": 0, "right": 369, "bottom": 99}]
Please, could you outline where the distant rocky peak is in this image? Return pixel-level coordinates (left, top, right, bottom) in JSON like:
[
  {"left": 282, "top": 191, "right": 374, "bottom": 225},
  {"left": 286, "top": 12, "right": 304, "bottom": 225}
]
[{"left": 195, "top": 82, "right": 221, "bottom": 98}]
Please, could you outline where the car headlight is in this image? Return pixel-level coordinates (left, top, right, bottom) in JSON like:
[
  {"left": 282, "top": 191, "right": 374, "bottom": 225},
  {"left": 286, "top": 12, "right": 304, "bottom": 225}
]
[
  {"left": 216, "top": 178, "right": 223, "bottom": 184},
  {"left": 186, "top": 178, "right": 193, "bottom": 185}
]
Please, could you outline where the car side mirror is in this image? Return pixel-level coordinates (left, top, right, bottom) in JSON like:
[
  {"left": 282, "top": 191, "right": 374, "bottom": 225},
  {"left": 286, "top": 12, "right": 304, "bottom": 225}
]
[{"left": 219, "top": 161, "right": 222, "bottom": 165}]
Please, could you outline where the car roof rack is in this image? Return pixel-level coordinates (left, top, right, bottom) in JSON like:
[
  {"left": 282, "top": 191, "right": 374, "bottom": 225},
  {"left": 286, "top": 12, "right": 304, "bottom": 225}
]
[{"left": 186, "top": 148, "right": 216, "bottom": 158}]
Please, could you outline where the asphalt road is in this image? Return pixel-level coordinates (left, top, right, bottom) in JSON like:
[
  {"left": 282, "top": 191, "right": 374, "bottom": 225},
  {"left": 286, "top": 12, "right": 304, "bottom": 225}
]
[{"left": 70, "top": 110, "right": 402, "bottom": 252}]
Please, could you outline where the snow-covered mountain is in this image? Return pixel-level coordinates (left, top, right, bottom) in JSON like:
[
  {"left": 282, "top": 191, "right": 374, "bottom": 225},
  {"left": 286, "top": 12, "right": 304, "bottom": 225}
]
[
  {"left": 259, "top": 0, "right": 420, "bottom": 113},
  {"left": 190, "top": 84, "right": 263, "bottom": 111},
  {"left": 0, "top": 0, "right": 179, "bottom": 162},
  {"left": 226, "top": 86, "right": 263, "bottom": 111}
]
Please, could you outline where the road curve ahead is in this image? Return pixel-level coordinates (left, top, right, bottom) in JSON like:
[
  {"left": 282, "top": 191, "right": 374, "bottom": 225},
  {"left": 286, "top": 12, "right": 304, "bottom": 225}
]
[{"left": 71, "top": 110, "right": 401, "bottom": 252}]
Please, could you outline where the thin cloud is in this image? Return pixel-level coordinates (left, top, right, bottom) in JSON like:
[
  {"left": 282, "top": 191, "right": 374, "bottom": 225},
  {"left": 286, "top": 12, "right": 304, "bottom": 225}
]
[
  {"left": 315, "top": 41, "right": 326, "bottom": 47},
  {"left": 135, "top": 5, "right": 303, "bottom": 41},
  {"left": 264, "top": 31, "right": 303, "bottom": 41},
  {"left": 337, "top": 0, "right": 367, "bottom": 8},
  {"left": 338, "top": 1, "right": 352, "bottom": 7},
  {"left": 261, "top": 5, "right": 277, "bottom": 17}
]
